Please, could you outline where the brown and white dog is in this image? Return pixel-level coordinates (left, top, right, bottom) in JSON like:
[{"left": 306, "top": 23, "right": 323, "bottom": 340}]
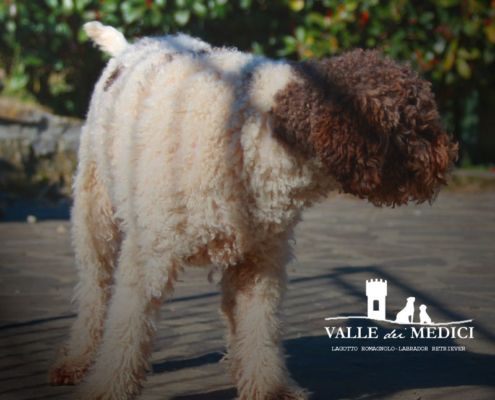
[{"left": 48, "top": 22, "right": 457, "bottom": 400}]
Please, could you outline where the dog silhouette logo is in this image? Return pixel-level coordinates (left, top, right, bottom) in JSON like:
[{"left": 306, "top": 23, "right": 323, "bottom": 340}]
[
  {"left": 419, "top": 304, "right": 432, "bottom": 324},
  {"left": 325, "top": 279, "right": 472, "bottom": 327},
  {"left": 395, "top": 296, "right": 416, "bottom": 324},
  {"left": 394, "top": 298, "right": 434, "bottom": 324}
]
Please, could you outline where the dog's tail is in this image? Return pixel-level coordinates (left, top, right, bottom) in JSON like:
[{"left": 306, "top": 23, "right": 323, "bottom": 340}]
[{"left": 84, "top": 21, "right": 128, "bottom": 57}]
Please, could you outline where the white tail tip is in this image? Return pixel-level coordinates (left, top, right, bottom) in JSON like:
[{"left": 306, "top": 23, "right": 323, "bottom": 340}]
[{"left": 84, "top": 21, "right": 128, "bottom": 57}]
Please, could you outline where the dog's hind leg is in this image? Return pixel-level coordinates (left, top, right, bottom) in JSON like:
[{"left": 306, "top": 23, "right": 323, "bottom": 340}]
[
  {"left": 48, "top": 161, "right": 120, "bottom": 386},
  {"left": 74, "top": 237, "right": 177, "bottom": 400},
  {"left": 220, "top": 244, "right": 308, "bottom": 400}
]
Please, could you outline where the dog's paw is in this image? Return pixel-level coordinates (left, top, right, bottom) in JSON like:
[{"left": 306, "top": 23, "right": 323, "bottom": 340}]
[{"left": 48, "top": 361, "right": 88, "bottom": 386}]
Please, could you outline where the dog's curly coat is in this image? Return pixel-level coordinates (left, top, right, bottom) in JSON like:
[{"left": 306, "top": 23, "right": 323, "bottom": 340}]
[{"left": 48, "top": 22, "right": 457, "bottom": 400}]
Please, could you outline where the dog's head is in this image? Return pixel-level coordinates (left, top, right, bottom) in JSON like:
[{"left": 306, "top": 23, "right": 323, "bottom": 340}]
[
  {"left": 272, "top": 49, "right": 458, "bottom": 206},
  {"left": 420, "top": 304, "right": 427, "bottom": 310},
  {"left": 407, "top": 297, "right": 416, "bottom": 303}
]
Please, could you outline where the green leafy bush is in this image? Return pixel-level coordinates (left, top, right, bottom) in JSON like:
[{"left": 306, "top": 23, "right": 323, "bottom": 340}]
[{"left": 0, "top": 0, "right": 255, "bottom": 116}]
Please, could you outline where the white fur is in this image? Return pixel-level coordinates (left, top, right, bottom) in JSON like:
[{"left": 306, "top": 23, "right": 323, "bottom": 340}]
[{"left": 49, "top": 23, "right": 340, "bottom": 400}]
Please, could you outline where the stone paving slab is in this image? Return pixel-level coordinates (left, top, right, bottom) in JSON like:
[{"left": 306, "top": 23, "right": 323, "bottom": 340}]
[{"left": 0, "top": 192, "right": 494, "bottom": 400}]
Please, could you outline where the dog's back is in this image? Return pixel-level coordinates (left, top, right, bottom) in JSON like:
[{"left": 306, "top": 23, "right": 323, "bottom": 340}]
[{"left": 79, "top": 25, "right": 336, "bottom": 271}]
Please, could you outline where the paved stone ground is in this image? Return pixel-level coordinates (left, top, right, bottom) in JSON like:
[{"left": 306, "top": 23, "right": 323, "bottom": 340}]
[{"left": 0, "top": 191, "right": 494, "bottom": 400}]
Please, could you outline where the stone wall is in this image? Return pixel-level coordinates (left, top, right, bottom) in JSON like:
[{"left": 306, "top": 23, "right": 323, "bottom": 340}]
[{"left": 0, "top": 103, "right": 83, "bottom": 197}]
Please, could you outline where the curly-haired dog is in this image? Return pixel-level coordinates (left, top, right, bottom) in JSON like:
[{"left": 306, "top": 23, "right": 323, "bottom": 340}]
[{"left": 48, "top": 22, "right": 457, "bottom": 400}]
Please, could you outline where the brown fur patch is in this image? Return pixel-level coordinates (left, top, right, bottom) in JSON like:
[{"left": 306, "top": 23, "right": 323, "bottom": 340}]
[
  {"left": 272, "top": 49, "right": 458, "bottom": 206},
  {"left": 103, "top": 66, "right": 122, "bottom": 92}
]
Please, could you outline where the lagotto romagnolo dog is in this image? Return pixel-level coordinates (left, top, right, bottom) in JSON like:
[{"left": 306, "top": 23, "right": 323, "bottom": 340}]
[{"left": 48, "top": 21, "right": 457, "bottom": 400}]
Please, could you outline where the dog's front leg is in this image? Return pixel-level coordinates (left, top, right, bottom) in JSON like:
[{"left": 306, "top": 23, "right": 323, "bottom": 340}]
[
  {"left": 220, "top": 250, "right": 308, "bottom": 400},
  {"left": 75, "top": 241, "right": 174, "bottom": 400}
]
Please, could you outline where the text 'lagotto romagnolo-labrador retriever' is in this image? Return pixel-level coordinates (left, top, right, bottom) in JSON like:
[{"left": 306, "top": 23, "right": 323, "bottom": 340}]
[{"left": 48, "top": 21, "right": 457, "bottom": 400}]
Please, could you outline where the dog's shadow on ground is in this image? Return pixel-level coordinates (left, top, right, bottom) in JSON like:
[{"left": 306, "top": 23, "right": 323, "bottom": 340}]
[
  {"left": 284, "top": 326, "right": 495, "bottom": 400},
  {"left": 168, "top": 266, "right": 495, "bottom": 400},
  {"left": 168, "top": 324, "right": 495, "bottom": 400}
]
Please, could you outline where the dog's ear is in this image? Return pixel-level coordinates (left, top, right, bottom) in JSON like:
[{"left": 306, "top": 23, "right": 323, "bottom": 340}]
[
  {"left": 320, "top": 50, "right": 458, "bottom": 206},
  {"left": 374, "top": 122, "right": 458, "bottom": 206},
  {"left": 309, "top": 93, "right": 389, "bottom": 203}
]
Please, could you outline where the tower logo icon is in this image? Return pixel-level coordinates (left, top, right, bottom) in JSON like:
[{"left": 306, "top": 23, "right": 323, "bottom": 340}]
[{"left": 366, "top": 279, "right": 387, "bottom": 320}]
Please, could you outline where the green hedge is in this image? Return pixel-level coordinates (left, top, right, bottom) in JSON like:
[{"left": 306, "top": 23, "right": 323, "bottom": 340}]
[{"left": 1, "top": 0, "right": 495, "bottom": 161}]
